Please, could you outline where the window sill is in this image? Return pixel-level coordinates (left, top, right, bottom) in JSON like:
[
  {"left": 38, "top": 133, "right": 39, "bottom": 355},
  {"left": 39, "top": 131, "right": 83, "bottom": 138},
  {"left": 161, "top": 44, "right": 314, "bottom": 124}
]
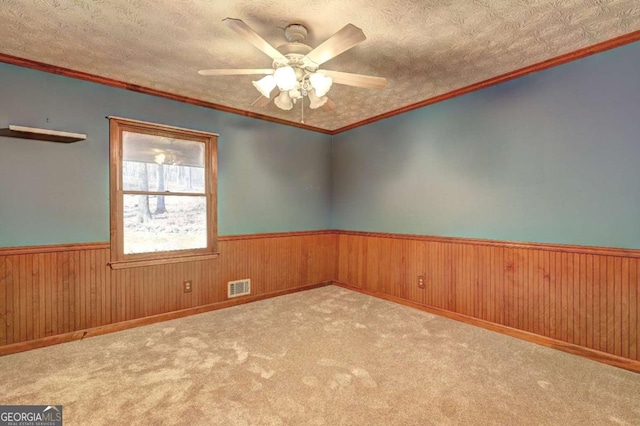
[{"left": 108, "top": 252, "right": 220, "bottom": 270}]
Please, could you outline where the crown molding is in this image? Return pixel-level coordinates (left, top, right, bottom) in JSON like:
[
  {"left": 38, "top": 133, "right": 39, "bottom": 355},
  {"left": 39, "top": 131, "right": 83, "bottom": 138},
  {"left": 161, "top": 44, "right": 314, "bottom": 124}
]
[
  {"left": 0, "top": 53, "right": 332, "bottom": 135},
  {"left": 330, "top": 30, "right": 640, "bottom": 135},
  {"left": 1, "top": 30, "right": 638, "bottom": 136}
]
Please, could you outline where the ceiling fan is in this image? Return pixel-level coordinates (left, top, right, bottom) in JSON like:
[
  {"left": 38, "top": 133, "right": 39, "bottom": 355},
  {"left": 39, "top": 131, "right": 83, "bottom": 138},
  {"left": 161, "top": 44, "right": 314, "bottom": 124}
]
[{"left": 198, "top": 18, "right": 387, "bottom": 113}]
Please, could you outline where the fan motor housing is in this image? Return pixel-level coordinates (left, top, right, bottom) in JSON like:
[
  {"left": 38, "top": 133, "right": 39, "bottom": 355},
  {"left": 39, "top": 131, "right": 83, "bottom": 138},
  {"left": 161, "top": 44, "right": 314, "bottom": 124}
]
[
  {"left": 278, "top": 24, "right": 314, "bottom": 67},
  {"left": 277, "top": 42, "right": 312, "bottom": 56}
]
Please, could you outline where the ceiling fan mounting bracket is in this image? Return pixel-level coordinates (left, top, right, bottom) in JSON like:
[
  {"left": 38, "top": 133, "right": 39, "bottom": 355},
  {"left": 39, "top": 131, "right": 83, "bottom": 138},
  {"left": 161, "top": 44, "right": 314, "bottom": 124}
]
[{"left": 284, "top": 24, "right": 308, "bottom": 43}]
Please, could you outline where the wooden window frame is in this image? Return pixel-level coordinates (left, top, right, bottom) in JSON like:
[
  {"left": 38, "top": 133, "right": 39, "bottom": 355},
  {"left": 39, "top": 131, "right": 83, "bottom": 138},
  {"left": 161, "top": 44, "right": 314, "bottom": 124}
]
[{"left": 108, "top": 117, "right": 219, "bottom": 269}]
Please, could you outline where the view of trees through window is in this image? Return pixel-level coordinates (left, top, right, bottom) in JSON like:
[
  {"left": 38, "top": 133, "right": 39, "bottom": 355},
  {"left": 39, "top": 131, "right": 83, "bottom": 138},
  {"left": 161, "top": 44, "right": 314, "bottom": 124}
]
[{"left": 122, "top": 132, "right": 208, "bottom": 254}]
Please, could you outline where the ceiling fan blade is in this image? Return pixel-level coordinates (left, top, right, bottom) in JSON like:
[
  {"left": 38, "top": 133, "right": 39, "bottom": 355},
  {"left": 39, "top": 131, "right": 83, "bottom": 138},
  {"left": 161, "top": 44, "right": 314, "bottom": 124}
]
[
  {"left": 198, "top": 68, "right": 274, "bottom": 76},
  {"left": 305, "top": 24, "right": 366, "bottom": 66},
  {"left": 322, "top": 70, "right": 387, "bottom": 90},
  {"left": 223, "top": 18, "right": 287, "bottom": 62},
  {"left": 322, "top": 98, "right": 336, "bottom": 111},
  {"left": 251, "top": 94, "right": 273, "bottom": 107},
  {"left": 251, "top": 88, "right": 279, "bottom": 107}
]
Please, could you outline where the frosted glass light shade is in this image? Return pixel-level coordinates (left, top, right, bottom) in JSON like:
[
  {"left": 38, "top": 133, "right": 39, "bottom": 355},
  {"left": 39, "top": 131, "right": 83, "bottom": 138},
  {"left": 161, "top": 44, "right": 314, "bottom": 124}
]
[
  {"left": 273, "top": 66, "right": 297, "bottom": 91},
  {"left": 274, "top": 91, "right": 293, "bottom": 110},
  {"left": 289, "top": 88, "right": 301, "bottom": 100},
  {"left": 308, "top": 89, "right": 328, "bottom": 109},
  {"left": 309, "top": 73, "right": 333, "bottom": 97},
  {"left": 252, "top": 75, "right": 276, "bottom": 98}
]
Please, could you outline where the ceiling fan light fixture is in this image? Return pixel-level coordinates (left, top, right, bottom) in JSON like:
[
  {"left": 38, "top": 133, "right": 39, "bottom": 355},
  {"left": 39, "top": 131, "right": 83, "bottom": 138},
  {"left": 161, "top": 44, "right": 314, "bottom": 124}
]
[
  {"left": 199, "top": 19, "right": 388, "bottom": 116},
  {"left": 252, "top": 75, "right": 276, "bottom": 98},
  {"left": 273, "top": 66, "right": 297, "bottom": 91},
  {"left": 309, "top": 73, "right": 333, "bottom": 97},
  {"left": 274, "top": 90, "right": 294, "bottom": 110},
  {"left": 289, "top": 88, "right": 302, "bottom": 100},
  {"left": 308, "top": 89, "right": 328, "bottom": 109}
]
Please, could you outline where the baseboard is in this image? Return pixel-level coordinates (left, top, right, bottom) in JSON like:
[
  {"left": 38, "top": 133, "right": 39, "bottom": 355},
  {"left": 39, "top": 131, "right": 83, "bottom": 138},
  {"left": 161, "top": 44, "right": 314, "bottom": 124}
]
[
  {"left": 0, "top": 281, "right": 332, "bottom": 357},
  {"left": 332, "top": 281, "right": 640, "bottom": 374}
]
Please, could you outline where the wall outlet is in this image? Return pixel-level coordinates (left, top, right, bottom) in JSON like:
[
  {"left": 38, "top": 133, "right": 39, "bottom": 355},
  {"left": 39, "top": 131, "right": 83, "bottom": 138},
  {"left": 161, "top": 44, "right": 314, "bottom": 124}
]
[
  {"left": 183, "top": 280, "right": 192, "bottom": 293},
  {"left": 418, "top": 275, "right": 426, "bottom": 289}
]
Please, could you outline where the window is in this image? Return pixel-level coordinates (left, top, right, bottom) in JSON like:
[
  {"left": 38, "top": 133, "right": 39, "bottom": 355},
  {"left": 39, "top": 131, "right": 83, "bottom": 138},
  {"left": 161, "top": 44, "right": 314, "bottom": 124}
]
[{"left": 109, "top": 117, "right": 218, "bottom": 268}]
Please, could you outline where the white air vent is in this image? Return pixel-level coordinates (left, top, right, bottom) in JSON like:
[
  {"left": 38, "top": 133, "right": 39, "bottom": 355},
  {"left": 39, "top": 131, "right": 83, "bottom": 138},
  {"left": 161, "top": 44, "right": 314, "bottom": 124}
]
[{"left": 228, "top": 279, "right": 251, "bottom": 298}]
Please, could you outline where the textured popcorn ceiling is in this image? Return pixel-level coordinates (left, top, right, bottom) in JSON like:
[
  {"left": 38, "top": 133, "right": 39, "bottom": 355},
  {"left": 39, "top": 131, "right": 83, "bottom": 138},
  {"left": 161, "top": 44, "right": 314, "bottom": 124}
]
[{"left": 1, "top": 0, "right": 639, "bottom": 131}]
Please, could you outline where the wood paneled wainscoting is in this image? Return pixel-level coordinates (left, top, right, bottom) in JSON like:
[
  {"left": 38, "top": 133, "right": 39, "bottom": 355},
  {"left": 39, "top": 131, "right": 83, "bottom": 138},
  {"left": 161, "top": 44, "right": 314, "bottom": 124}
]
[
  {"left": 0, "top": 231, "right": 337, "bottom": 355},
  {"left": 335, "top": 231, "right": 640, "bottom": 373},
  {"left": 2, "top": 229, "right": 639, "bottom": 373}
]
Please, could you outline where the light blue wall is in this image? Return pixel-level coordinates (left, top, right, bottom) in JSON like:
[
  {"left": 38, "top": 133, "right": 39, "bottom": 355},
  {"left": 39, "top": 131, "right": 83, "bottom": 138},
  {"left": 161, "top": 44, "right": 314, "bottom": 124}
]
[
  {"left": 3, "top": 41, "right": 639, "bottom": 249},
  {"left": 332, "top": 42, "right": 640, "bottom": 249},
  {"left": 0, "top": 63, "right": 332, "bottom": 247}
]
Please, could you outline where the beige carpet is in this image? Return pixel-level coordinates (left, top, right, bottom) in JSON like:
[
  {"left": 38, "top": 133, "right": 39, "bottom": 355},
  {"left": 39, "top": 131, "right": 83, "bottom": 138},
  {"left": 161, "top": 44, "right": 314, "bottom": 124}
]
[{"left": 1, "top": 285, "right": 639, "bottom": 425}]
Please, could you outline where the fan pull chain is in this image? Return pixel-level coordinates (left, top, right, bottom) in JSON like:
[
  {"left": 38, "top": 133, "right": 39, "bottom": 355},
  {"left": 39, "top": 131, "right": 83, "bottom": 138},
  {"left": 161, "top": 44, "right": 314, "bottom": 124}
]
[{"left": 300, "top": 97, "right": 304, "bottom": 124}]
